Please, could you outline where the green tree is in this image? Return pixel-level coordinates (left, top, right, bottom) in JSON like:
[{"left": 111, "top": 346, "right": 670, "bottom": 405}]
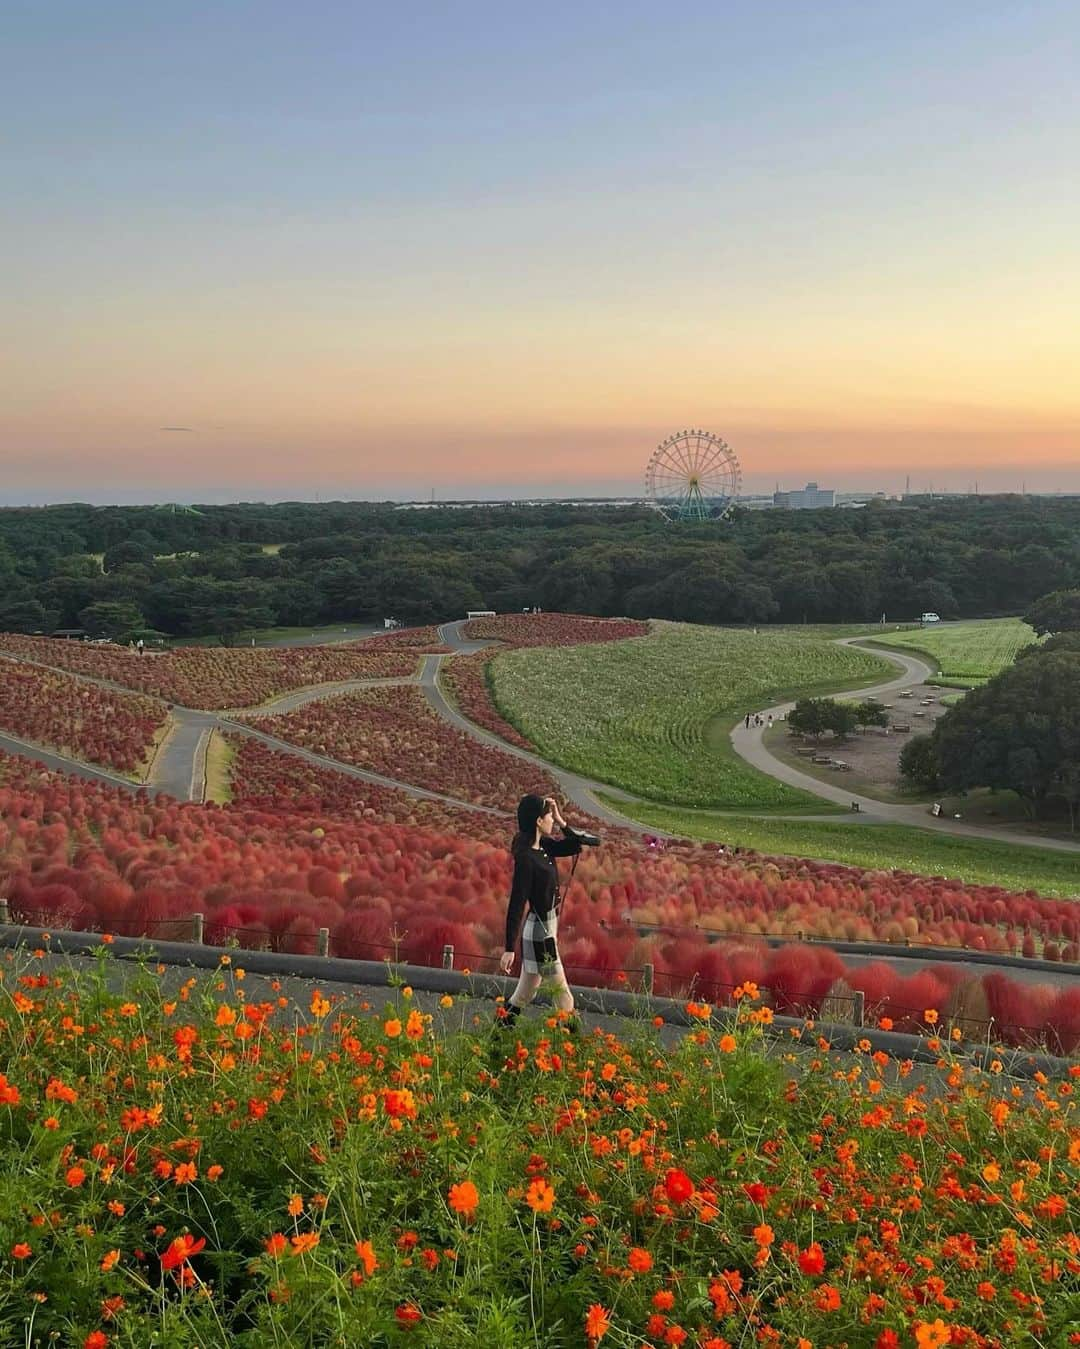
[
  {"left": 77, "top": 600, "right": 146, "bottom": 640},
  {"left": 930, "top": 651, "right": 1080, "bottom": 819},
  {"left": 0, "top": 598, "right": 49, "bottom": 633},
  {"left": 853, "top": 698, "right": 889, "bottom": 728},
  {"left": 898, "top": 733, "right": 940, "bottom": 792},
  {"left": 1024, "top": 589, "right": 1080, "bottom": 635},
  {"left": 103, "top": 539, "right": 155, "bottom": 573},
  {"left": 789, "top": 698, "right": 859, "bottom": 738}
]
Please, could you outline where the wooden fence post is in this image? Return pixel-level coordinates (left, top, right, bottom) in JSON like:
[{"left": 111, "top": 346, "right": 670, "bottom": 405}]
[
  {"left": 853, "top": 990, "right": 865, "bottom": 1028},
  {"left": 442, "top": 944, "right": 455, "bottom": 970},
  {"left": 191, "top": 912, "right": 204, "bottom": 944},
  {"left": 317, "top": 927, "right": 330, "bottom": 958},
  {"left": 642, "top": 962, "right": 654, "bottom": 996}
]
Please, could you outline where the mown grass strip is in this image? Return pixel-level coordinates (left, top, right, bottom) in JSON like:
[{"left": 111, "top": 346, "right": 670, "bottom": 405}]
[
  {"left": 870, "top": 618, "right": 1039, "bottom": 681},
  {"left": 599, "top": 793, "right": 1080, "bottom": 899}
]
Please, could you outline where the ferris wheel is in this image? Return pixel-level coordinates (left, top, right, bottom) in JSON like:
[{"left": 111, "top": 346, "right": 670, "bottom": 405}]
[{"left": 645, "top": 430, "right": 742, "bottom": 522}]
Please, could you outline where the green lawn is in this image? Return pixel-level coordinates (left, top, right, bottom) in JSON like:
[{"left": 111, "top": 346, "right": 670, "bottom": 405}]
[
  {"left": 599, "top": 794, "right": 1080, "bottom": 899},
  {"left": 870, "top": 618, "right": 1038, "bottom": 682},
  {"left": 489, "top": 622, "right": 893, "bottom": 809}
]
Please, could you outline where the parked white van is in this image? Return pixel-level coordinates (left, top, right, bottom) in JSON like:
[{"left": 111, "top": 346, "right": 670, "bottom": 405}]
[{"left": 921, "top": 612, "right": 941, "bottom": 624}]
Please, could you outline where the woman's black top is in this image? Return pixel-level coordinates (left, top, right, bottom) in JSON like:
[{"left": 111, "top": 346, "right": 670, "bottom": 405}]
[{"left": 504, "top": 831, "right": 582, "bottom": 951}]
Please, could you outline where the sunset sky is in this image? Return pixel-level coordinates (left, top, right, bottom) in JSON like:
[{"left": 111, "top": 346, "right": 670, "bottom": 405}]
[{"left": 3, "top": 2, "right": 1079, "bottom": 503}]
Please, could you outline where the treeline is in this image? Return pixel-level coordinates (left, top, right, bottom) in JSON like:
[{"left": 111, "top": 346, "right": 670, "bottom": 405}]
[{"left": 0, "top": 496, "right": 1078, "bottom": 638}]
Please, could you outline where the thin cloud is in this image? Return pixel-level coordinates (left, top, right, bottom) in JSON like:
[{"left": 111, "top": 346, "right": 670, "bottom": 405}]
[{"left": 160, "top": 426, "right": 195, "bottom": 432}]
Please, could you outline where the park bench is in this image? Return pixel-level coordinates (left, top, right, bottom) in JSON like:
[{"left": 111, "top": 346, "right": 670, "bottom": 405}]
[
  {"left": 893, "top": 723, "right": 911, "bottom": 732},
  {"left": 810, "top": 754, "right": 832, "bottom": 764}
]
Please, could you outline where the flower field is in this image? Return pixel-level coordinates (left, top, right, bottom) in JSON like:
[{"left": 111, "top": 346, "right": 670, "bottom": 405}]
[
  {"left": 2, "top": 746, "right": 1079, "bottom": 1050},
  {"left": 439, "top": 651, "right": 536, "bottom": 750},
  {"left": 872, "top": 620, "right": 1039, "bottom": 683},
  {"left": 362, "top": 625, "right": 450, "bottom": 651},
  {"left": 0, "top": 660, "right": 166, "bottom": 777},
  {"left": 0, "top": 635, "right": 422, "bottom": 710},
  {"left": 0, "top": 953, "right": 1076, "bottom": 1347},
  {"left": 462, "top": 612, "right": 650, "bottom": 647},
  {"left": 244, "top": 684, "right": 561, "bottom": 810},
  {"left": 489, "top": 623, "right": 893, "bottom": 808}
]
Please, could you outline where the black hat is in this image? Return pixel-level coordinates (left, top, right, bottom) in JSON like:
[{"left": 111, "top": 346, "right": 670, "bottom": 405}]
[{"left": 516, "top": 793, "right": 547, "bottom": 835}]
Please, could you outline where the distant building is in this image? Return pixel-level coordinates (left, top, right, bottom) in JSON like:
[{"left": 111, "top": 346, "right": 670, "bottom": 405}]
[{"left": 773, "top": 482, "right": 836, "bottom": 510}]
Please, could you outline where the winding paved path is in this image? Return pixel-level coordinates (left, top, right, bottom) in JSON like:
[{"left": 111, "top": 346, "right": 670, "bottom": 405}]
[{"left": 729, "top": 640, "right": 1080, "bottom": 855}]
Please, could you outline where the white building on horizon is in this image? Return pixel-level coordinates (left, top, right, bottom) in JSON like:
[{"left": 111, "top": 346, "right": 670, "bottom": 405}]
[{"left": 773, "top": 481, "right": 836, "bottom": 509}]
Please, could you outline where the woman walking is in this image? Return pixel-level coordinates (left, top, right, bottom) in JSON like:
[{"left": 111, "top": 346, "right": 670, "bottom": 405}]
[{"left": 498, "top": 793, "right": 582, "bottom": 1030}]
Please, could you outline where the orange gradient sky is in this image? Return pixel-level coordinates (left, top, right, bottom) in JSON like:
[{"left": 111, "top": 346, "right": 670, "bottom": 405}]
[{"left": 3, "top": 3, "right": 1079, "bottom": 502}]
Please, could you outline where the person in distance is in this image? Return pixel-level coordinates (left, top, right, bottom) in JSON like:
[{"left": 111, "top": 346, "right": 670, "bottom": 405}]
[{"left": 498, "top": 793, "right": 592, "bottom": 1031}]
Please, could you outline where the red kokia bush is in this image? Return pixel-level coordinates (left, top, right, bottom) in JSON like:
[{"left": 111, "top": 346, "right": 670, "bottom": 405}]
[
  {"left": 461, "top": 612, "right": 649, "bottom": 647},
  {"left": 0, "top": 634, "right": 423, "bottom": 709},
  {"left": 0, "top": 744, "right": 1077, "bottom": 1052},
  {"left": 0, "top": 659, "right": 165, "bottom": 775},
  {"left": 243, "top": 684, "right": 561, "bottom": 811}
]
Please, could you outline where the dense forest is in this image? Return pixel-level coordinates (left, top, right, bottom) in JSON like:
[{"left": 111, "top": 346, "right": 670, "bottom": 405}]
[{"left": 0, "top": 496, "right": 1077, "bottom": 638}]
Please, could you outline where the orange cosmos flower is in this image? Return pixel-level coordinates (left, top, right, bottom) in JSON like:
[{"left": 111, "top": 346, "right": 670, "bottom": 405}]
[
  {"left": 264, "top": 1233, "right": 287, "bottom": 1258},
  {"left": 83, "top": 1334, "right": 109, "bottom": 1349},
  {"left": 627, "top": 1246, "right": 653, "bottom": 1273},
  {"left": 525, "top": 1179, "right": 556, "bottom": 1213},
  {"left": 65, "top": 1165, "right": 87, "bottom": 1188},
  {"left": 384, "top": 1018, "right": 402, "bottom": 1038},
  {"left": 982, "top": 1162, "right": 1000, "bottom": 1184},
  {"left": 206, "top": 1165, "right": 223, "bottom": 1182},
  {"left": 923, "top": 1009, "right": 938, "bottom": 1025},
  {"left": 354, "top": 1239, "right": 378, "bottom": 1275},
  {"left": 11, "top": 1242, "right": 32, "bottom": 1259},
  {"left": 914, "top": 1321, "right": 950, "bottom": 1349},
  {"left": 100, "top": 1249, "right": 120, "bottom": 1272},
  {"left": 290, "top": 1232, "right": 320, "bottom": 1255},
  {"left": 584, "top": 1303, "right": 612, "bottom": 1341},
  {"left": 719, "top": 1034, "right": 737, "bottom": 1053},
  {"left": 798, "top": 1242, "right": 826, "bottom": 1275},
  {"left": 405, "top": 1010, "right": 426, "bottom": 1040},
  {"left": 287, "top": 1194, "right": 304, "bottom": 1217},
  {"left": 174, "top": 1163, "right": 197, "bottom": 1186},
  {"left": 310, "top": 991, "right": 330, "bottom": 1018},
  {"left": 160, "top": 1233, "right": 205, "bottom": 1271},
  {"left": 753, "top": 1223, "right": 774, "bottom": 1247},
  {"left": 448, "top": 1180, "right": 479, "bottom": 1219}
]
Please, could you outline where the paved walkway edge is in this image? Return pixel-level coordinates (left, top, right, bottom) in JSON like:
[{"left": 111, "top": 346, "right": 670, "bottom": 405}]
[{"left": 0, "top": 923, "right": 1071, "bottom": 1080}]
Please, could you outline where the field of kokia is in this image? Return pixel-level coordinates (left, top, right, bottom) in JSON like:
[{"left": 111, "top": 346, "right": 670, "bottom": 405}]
[
  {"left": 490, "top": 623, "right": 892, "bottom": 808},
  {"left": 0, "top": 951, "right": 1075, "bottom": 1346}
]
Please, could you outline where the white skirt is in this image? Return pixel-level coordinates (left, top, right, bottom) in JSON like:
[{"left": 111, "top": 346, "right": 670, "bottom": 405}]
[{"left": 521, "top": 909, "right": 562, "bottom": 975}]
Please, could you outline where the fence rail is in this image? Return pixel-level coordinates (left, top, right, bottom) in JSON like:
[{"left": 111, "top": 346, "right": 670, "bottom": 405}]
[{"left": 3, "top": 903, "right": 1075, "bottom": 1048}]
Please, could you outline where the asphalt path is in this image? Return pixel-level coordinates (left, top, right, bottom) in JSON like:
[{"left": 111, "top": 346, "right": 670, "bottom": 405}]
[{"left": 729, "top": 640, "right": 1080, "bottom": 854}]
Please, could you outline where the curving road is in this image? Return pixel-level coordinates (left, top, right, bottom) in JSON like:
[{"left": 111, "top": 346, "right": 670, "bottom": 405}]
[{"left": 729, "top": 640, "right": 1080, "bottom": 855}]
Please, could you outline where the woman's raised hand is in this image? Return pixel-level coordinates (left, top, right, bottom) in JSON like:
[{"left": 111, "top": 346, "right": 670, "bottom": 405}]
[{"left": 499, "top": 950, "right": 515, "bottom": 974}]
